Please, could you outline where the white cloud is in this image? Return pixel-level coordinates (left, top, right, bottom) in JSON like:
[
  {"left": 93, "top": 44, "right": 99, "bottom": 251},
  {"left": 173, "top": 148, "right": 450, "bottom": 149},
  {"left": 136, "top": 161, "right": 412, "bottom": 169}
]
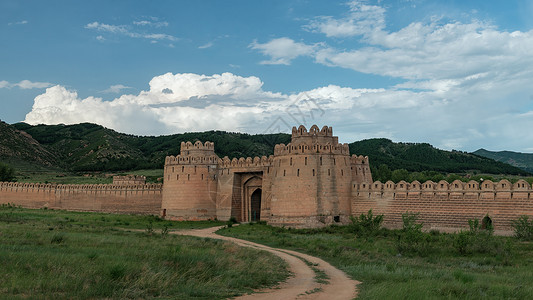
[
  {"left": 0, "top": 80, "right": 52, "bottom": 89},
  {"left": 198, "top": 42, "right": 213, "bottom": 49},
  {"left": 96, "top": 35, "right": 105, "bottom": 41},
  {"left": 250, "top": 37, "right": 317, "bottom": 65},
  {"left": 24, "top": 72, "right": 384, "bottom": 136},
  {"left": 85, "top": 22, "right": 128, "bottom": 34},
  {"left": 22, "top": 70, "right": 533, "bottom": 151},
  {"left": 305, "top": 1, "right": 386, "bottom": 38},
  {"left": 8, "top": 20, "right": 28, "bottom": 26},
  {"left": 85, "top": 21, "right": 178, "bottom": 42},
  {"left": 133, "top": 20, "right": 168, "bottom": 27},
  {"left": 100, "top": 84, "right": 132, "bottom": 94}
]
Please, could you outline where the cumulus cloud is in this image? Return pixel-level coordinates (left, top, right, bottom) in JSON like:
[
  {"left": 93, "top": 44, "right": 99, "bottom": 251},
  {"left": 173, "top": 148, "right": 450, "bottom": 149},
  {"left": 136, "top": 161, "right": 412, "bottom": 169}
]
[
  {"left": 0, "top": 80, "right": 52, "bottom": 89},
  {"left": 23, "top": 70, "right": 533, "bottom": 151},
  {"left": 250, "top": 37, "right": 317, "bottom": 65},
  {"left": 243, "top": 1, "right": 533, "bottom": 151},
  {"left": 85, "top": 21, "right": 178, "bottom": 42},
  {"left": 24, "top": 72, "right": 384, "bottom": 136}
]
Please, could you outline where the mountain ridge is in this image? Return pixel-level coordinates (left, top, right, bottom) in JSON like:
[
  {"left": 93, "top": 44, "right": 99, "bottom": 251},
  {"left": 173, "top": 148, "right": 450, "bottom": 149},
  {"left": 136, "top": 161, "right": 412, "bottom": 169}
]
[
  {"left": 473, "top": 148, "right": 533, "bottom": 174},
  {"left": 0, "top": 121, "right": 528, "bottom": 176}
]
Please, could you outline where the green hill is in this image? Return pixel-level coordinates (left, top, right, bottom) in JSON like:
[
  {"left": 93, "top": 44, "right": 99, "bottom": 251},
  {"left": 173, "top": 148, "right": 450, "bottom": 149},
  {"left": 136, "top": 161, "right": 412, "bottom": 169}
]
[
  {"left": 0, "top": 120, "right": 59, "bottom": 172},
  {"left": 1, "top": 122, "right": 528, "bottom": 177},
  {"left": 349, "top": 138, "right": 529, "bottom": 176},
  {"left": 473, "top": 149, "right": 533, "bottom": 174},
  {"left": 11, "top": 122, "right": 291, "bottom": 171}
]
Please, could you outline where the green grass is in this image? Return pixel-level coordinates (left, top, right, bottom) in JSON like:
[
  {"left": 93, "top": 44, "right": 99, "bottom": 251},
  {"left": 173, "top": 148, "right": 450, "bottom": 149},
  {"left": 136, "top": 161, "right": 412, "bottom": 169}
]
[
  {"left": 218, "top": 223, "right": 533, "bottom": 299},
  {"left": 0, "top": 206, "right": 289, "bottom": 299}
]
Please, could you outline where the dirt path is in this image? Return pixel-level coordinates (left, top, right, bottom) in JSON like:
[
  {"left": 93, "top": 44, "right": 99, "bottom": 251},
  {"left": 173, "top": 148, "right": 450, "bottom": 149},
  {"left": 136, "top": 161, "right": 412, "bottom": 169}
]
[{"left": 175, "top": 226, "right": 360, "bottom": 300}]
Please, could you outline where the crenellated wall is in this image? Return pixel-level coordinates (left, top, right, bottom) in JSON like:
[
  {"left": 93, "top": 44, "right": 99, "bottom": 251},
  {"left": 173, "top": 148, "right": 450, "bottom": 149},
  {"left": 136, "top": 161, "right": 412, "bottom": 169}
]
[
  {"left": 6, "top": 124, "right": 532, "bottom": 233},
  {"left": 162, "top": 141, "right": 219, "bottom": 220},
  {"left": 0, "top": 182, "right": 162, "bottom": 214},
  {"left": 268, "top": 124, "right": 356, "bottom": 228},
  {"left": 352, "top": 179, "right": 533, "bottom": 233}
]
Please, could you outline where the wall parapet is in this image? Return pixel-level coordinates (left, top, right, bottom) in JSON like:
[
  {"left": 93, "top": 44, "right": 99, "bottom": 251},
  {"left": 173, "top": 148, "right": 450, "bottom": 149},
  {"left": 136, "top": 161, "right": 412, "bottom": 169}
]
[
  {"left": 355, "top": 179, "right": 531, "bottom": 192},
  {"left": 273, "top": 142, "right": 349, "bottom": 156},
  {"left": 219, "top": 155, "right": 273, "bottom": 168},
  {"left": 165, "top": 154, "right": 219, "bottom": 165},
  {"left": 0, "top": 182, "right": 162, "bottom": 192}
]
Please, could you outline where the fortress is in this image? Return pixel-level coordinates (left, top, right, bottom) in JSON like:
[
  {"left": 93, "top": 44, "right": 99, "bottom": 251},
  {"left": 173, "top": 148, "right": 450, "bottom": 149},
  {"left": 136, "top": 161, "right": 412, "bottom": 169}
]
[{"left": 2, "top": 125, "right": 533, "bottom": 233}]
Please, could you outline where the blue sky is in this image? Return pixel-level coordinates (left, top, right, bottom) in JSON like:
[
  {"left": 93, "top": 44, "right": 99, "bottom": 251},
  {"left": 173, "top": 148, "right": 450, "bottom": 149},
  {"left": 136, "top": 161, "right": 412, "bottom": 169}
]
[{"left": 2, "top": 0, "right": 533, "bottom": 152}]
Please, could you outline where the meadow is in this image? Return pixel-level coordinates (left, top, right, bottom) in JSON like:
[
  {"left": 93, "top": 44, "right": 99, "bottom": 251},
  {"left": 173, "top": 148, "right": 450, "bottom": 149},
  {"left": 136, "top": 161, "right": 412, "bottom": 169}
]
[
  {"left": 0, "top": 205, "right": 289, "bottom": 299},
  {"left": 218, "top": 217, "right": 533, "bottom": 299}
]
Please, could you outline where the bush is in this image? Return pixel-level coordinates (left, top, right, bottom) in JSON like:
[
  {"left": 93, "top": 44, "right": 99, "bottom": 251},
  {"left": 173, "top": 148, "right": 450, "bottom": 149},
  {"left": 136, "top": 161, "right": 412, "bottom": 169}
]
[
  {"left": 512, "top": 215, "right": 533, "bottom": 240},
  {"left": 454, "top": 218, "right": 506, "bottom": 256},
  {"left": 0, "top": 163, "right": 15, "bottom": 182},
  {"left": 349, "top": 209, "right": 384, "bottom": 237},
  {"left": 396, "top": 212, "right": 432, "bottom": 256}
]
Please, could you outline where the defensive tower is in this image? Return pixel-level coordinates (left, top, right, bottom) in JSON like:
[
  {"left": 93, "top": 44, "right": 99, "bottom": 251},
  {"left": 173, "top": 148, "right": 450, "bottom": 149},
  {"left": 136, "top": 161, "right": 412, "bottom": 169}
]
[
  {"left": 269, "top": 125, "right": 356, "bottom": 227},
  {"left": 161, "top": 141, "right": 219, "bottom": 220}
]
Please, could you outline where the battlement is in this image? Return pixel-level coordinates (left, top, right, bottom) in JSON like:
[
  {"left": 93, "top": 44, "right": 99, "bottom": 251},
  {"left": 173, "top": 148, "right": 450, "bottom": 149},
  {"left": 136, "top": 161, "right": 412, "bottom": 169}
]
[
  {"left": 0, "top": 181, "right": 163, "bottom": 191},
  {"left": 292, "top": 125, "right": 333, "bottom": 137},
  {"left": 219, "top": 155, "right": 273, "bottom": 168},
  {"left": 165, "top": 154, "right": 219, "bottom": 165},
  {"left": 350, "top": 155, "right": 370, "bottom": 165},
  {"left": 355, "top": 179, "right": 530, "bottom": 192},
  {"left": 179, "top": 141, "right": 216, "bottom": 157},
  {"left": 290, "top": 125, "right": 339, "bottom": 146},
  {"left": 273, "top": 142, "right": 350, "bottom": 156}
]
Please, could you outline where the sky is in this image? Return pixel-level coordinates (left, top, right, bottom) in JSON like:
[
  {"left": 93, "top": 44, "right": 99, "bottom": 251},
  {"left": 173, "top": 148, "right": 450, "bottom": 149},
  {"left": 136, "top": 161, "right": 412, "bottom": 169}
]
[{"left": 1, "top": 0, "right": 533, "bottom": 152}]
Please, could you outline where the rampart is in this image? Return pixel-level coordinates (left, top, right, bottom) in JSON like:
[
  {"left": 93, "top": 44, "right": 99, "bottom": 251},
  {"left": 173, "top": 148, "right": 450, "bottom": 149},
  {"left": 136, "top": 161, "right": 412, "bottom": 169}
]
[
  {"left": 0, "top": 182, "right": 162, "bottom": 215},
  {"left": 353, "top": 179, "right": 533, "bottom": 233}
]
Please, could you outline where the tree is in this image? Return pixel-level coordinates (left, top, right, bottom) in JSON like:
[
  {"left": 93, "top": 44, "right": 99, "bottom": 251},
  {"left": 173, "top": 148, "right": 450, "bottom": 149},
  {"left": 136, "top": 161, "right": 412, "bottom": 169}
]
[
  {"left": 391, "top": 169, "right": 410, "bottom": 183},
  {"left": 0, "top": 163, "right": 16, "bottom": 182}
]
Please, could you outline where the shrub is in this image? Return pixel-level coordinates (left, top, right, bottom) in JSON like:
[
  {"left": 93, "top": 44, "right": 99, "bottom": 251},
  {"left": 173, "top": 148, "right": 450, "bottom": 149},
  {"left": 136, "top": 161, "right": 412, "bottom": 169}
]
[
  {"left": 396, "top": 212, "right": 432, "bottom": 256},
  {"left": 454, "top": 218, "right": 505, "bottom": 255},
  {"left": 0, "top": 163, "right": 16, "bottom": 182},
  {"left": 512, "top": 215, "right": 533, "bottom": 241},
  {"left": 349, "top": 209, "right": 384, "bottom": 237},
  {"left": 401, "top": 211, "right": 423, "bottom": 232}
]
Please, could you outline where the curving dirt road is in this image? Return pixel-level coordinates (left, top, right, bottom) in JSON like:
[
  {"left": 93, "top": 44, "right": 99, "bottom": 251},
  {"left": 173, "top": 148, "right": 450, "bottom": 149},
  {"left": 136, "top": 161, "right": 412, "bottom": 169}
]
[{"left": 175, "top": 226, "right": 360, "bottom": 300}]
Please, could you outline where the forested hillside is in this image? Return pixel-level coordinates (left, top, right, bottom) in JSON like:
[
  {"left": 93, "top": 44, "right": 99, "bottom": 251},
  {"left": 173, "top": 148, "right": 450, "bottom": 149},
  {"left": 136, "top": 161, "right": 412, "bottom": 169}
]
[
  {"left": 349, "top": 138, "right": 528, "bottom": 177},
  {"left": 11, "top": 122, "right": 291, "bottom": 171},
  {"left": 474, "top": 149, "right": 533, "bottom": 174},
  {"left": 0, "top": 122, "right": 528, "bottom": 178}
]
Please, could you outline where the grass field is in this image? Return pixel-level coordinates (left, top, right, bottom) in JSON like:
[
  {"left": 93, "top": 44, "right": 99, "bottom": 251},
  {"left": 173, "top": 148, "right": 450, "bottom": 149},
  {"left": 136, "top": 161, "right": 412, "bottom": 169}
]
[
  {"left": 0, "top": 206, "right": 289, "bottom": 299},
  {"left": 218, "top": 222, "right": 533, "bottom": 299}
]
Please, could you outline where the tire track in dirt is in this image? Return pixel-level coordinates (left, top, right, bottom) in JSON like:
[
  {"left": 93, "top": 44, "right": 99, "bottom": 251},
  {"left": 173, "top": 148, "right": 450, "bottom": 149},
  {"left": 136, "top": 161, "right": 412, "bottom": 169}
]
[{"left": 174, "top": 226, "right": 360, "bottom": 300}]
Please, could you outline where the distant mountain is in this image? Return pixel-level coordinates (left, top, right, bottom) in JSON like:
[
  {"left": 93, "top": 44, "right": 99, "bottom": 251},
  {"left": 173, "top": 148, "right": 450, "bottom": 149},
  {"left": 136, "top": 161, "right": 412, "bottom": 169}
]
[
  {"left": 349, "top": 138, "right": 529, "bottom": 176},
  {"left": 1, "top": 122, "right": 528, "bottom": 176},
  {"left": 473, "top": 149, "right": 533, "bottom": 174},
  {"left": 0, "top": 120, "right": 58, "bottom": 171}
]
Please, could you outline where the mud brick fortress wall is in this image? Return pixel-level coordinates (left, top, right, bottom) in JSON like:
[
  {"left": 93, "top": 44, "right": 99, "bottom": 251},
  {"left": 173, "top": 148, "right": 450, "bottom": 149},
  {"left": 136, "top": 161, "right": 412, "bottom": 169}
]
[
  {"left": 2, "top": 124, "right": 533, "bottom": 233},
  {"left": 0, "top": 182, "right": 162, "bottom": 215},
  {"left": 353, "top": 179, "right": 533, "bottom": 234}
]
